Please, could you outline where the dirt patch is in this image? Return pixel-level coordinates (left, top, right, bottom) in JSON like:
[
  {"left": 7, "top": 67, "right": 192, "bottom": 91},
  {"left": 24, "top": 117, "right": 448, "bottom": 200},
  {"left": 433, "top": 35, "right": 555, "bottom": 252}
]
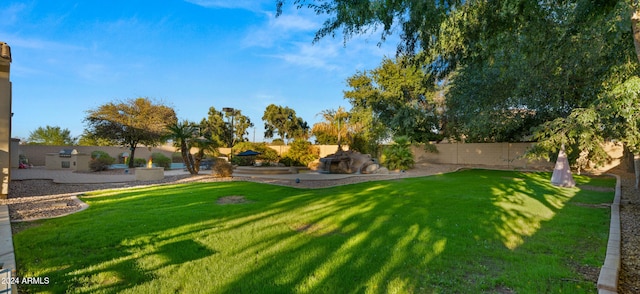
[{"left": 216, "top": 195, "right": 251, "bottom": 205}]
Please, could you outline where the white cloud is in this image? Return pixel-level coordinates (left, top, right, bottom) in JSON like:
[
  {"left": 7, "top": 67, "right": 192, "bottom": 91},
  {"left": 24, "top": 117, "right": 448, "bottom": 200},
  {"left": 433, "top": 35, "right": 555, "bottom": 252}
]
[{"left": 184, "top": 0, "right": 270, "bottom": 12}]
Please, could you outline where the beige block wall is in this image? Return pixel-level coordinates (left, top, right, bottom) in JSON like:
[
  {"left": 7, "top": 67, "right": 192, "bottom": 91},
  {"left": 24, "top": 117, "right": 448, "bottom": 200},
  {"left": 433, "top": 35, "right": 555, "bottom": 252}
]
[
  {"left": 412, "top": 142, "right": 625, "bottom": 172},
  {"left": 21, "top": 145, "right": 177, "bottom": 166},
  {"left": 412, "top": 142, "right": 552, "bottom": 168}
]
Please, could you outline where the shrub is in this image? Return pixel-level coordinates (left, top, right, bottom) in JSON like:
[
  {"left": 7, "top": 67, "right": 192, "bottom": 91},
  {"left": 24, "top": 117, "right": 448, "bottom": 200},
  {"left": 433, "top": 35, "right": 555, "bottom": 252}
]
[
  {"left": 89, "top": 151, "right": 115, "bottom": 171},
  {"left": 281, "top": 139, "right": 319, "bottom": 166},
  {"left": 151, "top": 152, "right": 171, "bottom": 170},
  {"left": 212, "top": 159, "right": 233, "bottom": 178},
  {"left": 133, "top": 158, "right": 147, "bottom": 167},
  {"left": 380, "top": 136, "right": 415, "bottom": 171}
]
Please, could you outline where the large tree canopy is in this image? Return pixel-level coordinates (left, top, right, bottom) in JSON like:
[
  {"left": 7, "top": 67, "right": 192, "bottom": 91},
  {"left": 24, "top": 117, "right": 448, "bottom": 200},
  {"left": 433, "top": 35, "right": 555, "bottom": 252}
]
[
  {"left": 344, "top": 57, "right": 444, "bottom": 143},
  {"left": 280, "top": 0, "right": 640, "bottom": 153},
  {"left": 27, "top": 125, "right": 76, "bottom": 145},
  {"left": 262, "top": 104, "right": 309, "bottom": 143},
  {"left": 84, "top": 97, "right": 177, "bottom": 168}
]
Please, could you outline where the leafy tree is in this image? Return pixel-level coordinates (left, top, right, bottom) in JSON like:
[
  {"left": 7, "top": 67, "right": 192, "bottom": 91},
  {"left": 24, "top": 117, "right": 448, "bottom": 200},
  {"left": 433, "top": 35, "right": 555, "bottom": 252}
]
[
  {"left": 344, "top": 57, "right": 443, "bottom": 143},
  {"left": 281, "top": 139, "right": 319, "bottom": 166},
  {"left": 84, "top": 97, "right": 176, "bottom": 168},
  {"left": 77, "top": 130, "right": 112, "bottom": 146},
  {"left": 311, "top": 107, "right": 361, "bottom": 149},
  {"left": 204, "top": 107, "right": 253, "bottom": 148},
  {"left": 27, "top": 125, "right": 76, "bottom": 145},
  {"left": 223, "top": 108, "right": 254, "bottom": 146},
  {"left": 232, "top": 141, "right": 279, "bottom": 164},
  {"left": 262, "top": 104, "right": 309, "bottom": 143},
  {"left": 348, "top": 105, "right": 388, "bottom": 156}
]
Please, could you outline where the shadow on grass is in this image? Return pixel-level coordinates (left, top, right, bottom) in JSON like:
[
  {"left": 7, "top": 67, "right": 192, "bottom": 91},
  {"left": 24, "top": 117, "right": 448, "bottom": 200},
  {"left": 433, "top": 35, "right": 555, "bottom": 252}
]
[{"left": 13, "top": 169, "right": 614, "bottom": 293}]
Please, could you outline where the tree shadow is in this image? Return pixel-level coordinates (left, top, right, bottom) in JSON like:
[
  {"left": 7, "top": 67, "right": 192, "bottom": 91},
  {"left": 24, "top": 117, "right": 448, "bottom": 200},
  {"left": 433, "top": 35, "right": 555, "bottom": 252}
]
[{"left": 13, "top": 170, "right": 614, "bottom": 293}]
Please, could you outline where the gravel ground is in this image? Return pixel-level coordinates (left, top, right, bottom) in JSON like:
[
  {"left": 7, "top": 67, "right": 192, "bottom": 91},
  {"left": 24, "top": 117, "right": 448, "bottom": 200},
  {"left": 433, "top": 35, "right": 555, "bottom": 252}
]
[{"left": 2, "top": 165, "right": 638, "bottom": 292}]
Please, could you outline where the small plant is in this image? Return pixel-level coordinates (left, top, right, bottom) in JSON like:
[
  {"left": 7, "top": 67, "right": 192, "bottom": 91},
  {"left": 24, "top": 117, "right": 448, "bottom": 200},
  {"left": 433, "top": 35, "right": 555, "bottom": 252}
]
[
  {"left": 89, "top": 151, "right": 115, "bottom": 171},
  {"left": 212, "top": 159, "right": 233, "bottom": 178},
  {"left": 151, "top": 152, "right": 171, "bottom": 170},
  {"left": 281, "top": 139, "right": 319, "bottom": 166},
  {"left": 380, "top": 136, "right": 415, "bottom": 171}
]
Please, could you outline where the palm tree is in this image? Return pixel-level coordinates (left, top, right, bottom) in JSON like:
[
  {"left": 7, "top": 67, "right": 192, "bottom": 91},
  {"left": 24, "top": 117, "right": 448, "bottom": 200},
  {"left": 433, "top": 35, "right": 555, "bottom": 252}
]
[
  {"left": 312, "top": 107, "right": 359, "bottom": 150},
  {"left": 165, "top": 121, "right": 198, "bottom": 174}
]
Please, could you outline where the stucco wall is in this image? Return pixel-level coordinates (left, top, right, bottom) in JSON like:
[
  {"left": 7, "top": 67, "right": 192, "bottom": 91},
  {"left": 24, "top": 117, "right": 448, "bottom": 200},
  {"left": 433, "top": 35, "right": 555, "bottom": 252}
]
[
  {"left": 19, "top": 145, "right": 176, "bottom": 166},
  {"left": 411, "top": 142, "right": 625, "bottom": 172},
  {"left": 17, "top": 142, "right": 625, "bottom": 172}
]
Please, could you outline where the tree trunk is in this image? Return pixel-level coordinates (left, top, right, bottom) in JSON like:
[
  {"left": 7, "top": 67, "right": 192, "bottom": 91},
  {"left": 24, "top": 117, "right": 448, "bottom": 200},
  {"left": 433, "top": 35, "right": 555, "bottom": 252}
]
[
  {"left": 631, "top": 8, "right": 640, "bottom": 189},
  {"left": 632, "top": 9, "right": 640, "bottom": 63},
  {"left": 635, "top": 153, "right": 640, "bottom": 189},
  {"left": 128, "top": 147, "right": 136, "bottom": 168}
]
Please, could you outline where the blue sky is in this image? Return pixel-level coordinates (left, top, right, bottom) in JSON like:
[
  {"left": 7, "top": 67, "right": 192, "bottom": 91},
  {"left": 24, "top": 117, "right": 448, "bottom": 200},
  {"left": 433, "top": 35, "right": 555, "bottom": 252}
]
[{"left": 2, "top": 0, "right": 397, "bottom": 142}]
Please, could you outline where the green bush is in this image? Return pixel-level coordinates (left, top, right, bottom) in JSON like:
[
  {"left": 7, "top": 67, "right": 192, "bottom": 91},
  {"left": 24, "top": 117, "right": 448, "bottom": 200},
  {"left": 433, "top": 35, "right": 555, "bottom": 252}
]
[
  {"left": 151, "top": 152, "right": 171, "bottom": 170},
  {"left": 212, "top": 160, "right": 233, "bottom": 178},
  {"left": 380, "top": 136, "right": 415, "bottom": 171},
  {"left": 281, "top": 139, "right": 319, "bottom": 166},
  {"left": 133, "top": 158, "right": 147, "bottom": 167},
  {"left": 89, "top": 151, "right": 115, "bottom": 171}
]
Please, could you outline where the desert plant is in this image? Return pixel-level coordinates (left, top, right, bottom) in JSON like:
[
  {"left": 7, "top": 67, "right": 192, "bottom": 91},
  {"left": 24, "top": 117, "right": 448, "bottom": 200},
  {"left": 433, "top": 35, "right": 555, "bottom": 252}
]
[
  {"left": 380, "top": 136, "right": 415, "bottom": 171},
  {"left": 212, "top": 159, "right": 233, "bottom": 178},
  {"left": 89, "top": 151, "right": 115, "bottom": 171}
]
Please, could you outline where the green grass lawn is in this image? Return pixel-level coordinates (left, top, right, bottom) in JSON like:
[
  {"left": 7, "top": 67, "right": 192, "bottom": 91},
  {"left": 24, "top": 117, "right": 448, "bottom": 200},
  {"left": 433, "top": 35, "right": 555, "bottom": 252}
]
[{"left": 13, "top": 169, "right": 614, "bottom": 293}]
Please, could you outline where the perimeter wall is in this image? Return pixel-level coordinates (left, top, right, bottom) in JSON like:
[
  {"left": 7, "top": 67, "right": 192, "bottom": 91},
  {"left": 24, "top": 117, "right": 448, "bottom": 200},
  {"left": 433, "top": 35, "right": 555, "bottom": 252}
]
[{"left": 15, "top": 142, "right": 625, "bottom": 172}]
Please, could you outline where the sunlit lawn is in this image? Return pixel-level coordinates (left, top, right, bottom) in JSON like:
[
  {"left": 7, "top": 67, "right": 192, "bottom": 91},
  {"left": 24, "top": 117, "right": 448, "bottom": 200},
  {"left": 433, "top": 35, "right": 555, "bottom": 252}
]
[{"left": 13, "top": 169, "right": 614, "bottom": 293}]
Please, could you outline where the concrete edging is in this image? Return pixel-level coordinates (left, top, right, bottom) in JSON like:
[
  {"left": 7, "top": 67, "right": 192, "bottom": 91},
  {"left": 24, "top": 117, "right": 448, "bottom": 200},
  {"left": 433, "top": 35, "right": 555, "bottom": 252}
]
[
  {"left": 597, "top": 174, "right": 621, "bottom": 293},
  {"left": 0, "top": 205, "right": 16, "bottom": 294}
]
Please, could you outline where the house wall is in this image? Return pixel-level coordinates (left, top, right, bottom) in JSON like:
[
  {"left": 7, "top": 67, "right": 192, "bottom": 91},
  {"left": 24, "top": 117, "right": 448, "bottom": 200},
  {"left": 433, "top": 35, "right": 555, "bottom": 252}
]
[{"left": 0, "top": 42, "right": 11, "bottom": 198}]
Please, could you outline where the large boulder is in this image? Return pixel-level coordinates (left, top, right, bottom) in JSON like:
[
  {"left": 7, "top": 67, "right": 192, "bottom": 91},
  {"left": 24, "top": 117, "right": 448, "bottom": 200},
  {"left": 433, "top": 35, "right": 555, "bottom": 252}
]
[{"left": 319, "top": 149, "right": 381, "bottom": 174}]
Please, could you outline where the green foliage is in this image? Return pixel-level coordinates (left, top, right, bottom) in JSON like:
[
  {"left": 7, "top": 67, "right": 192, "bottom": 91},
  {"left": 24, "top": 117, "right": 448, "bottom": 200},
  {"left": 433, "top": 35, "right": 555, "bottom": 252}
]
[
  {"left": 271, "top": 138, "right": 285, "bottom": 145},
  {"left": 604, "top": 76, "right": 640, "bottom": 152},
  {"left": 211, "top": 160, "right": 233, "bottom": 177},
  {"left": 281, "top": 139, "right": 319, "bottom": 166},
  {"left": 151, "top": 153, "right": 171, "bottom": 170},
  {"left": 90, "top": 150, "right": 111, "bottom": 160},
  {"left": 89, "top": 151, "right": 115, "bottom": 171},
  {"left": 344, "top": 57, "right": 443, "bottom": 143},
  {"left": 27, "top": 125, "right": 76, "bottom": 145},
  {"left": 233, "top": 141, "right": 279, "bottom": 162},
  {"left": 380, "top": 136, "right": 415, "bottom": 170},
  {"left": 133, "top": 158, "right": 147, "bottom": 167},
  {"left": 311, "top": 107, "right": 358, "bottom": 147},
  {"left": 262, "top": 104, "right": 309, "bottom": 142},
  {"left": 526, "top": 108, "right": 610, "bottom": 172},
  {"left": 84, "top": 97, "right": 177, "bottom": 167}
]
